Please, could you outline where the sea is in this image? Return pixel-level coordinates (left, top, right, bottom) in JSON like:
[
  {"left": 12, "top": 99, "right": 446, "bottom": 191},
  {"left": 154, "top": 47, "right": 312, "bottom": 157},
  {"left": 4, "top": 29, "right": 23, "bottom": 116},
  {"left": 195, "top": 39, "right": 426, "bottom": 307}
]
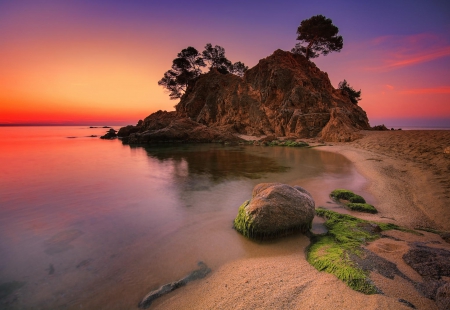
[{"left": 0, "top": 126, "right": 369, "bottom": 309}]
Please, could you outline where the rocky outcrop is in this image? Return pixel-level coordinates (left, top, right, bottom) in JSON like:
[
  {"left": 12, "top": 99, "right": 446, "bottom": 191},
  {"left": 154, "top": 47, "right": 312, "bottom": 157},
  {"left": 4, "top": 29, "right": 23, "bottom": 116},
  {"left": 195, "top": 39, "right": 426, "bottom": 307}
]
[
  {"left": 403, "top": 243, "right": 450, "bottom": 279},
  {"left": 120, "top": 50, "right": 371, "bottom": 143},
  {"left": 233, "top": 183, "right": 315, "bottom": 239},
  {"left": 100, "top": 128, "right": 117, "bottom": 139},
  {"left": 319, "top": 108, "right": 364, "bottom": 142},
  {"left": 371, "top": 124, "right": 389, "bottom": 131},
  {"left": 403, "top": 243, "right": 450, "bottom": 304},
  {"left": 122, "top": 117, "right": 243, "bottom": 144}
]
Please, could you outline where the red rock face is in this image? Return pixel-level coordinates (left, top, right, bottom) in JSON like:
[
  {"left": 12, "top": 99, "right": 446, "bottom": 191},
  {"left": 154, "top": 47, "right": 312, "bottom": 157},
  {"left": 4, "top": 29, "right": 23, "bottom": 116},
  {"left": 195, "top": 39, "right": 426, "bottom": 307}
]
[
  {"left": 121, "top": 50, "right": 370, "bottom": 143},
  {"left": 176, "top": 49, "right": 370, "bottom": 141}
]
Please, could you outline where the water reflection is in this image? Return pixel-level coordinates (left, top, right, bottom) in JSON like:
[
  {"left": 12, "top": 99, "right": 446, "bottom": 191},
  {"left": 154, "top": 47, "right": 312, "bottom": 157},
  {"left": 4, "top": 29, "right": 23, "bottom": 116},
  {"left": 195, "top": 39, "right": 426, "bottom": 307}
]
[
  {"left": 140, "top": 144, "right": 289, "bottom": 181},
  {"left": 0, "top": 130, "right": 368, "bottom": 309}
]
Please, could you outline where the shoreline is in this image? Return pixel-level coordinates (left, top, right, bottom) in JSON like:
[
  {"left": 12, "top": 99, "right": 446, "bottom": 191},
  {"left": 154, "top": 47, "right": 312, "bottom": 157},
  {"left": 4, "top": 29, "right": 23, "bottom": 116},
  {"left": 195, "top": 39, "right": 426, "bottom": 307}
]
[
  {"left": 323, "top": 130, "right": 450, "bottom": 231},
  {"left": 151, "top": 130, "right": 450, "bottom": 310}
]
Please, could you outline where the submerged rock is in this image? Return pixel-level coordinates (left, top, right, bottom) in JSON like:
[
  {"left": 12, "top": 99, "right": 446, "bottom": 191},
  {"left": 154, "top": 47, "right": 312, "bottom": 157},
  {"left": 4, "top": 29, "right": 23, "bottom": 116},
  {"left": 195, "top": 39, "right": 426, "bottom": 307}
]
[
  {"left": 234, "top": 183, "right": 315, "bottom": 239},
  {"left": 138, "top": 261, "right": 211, "bottom": 309}
]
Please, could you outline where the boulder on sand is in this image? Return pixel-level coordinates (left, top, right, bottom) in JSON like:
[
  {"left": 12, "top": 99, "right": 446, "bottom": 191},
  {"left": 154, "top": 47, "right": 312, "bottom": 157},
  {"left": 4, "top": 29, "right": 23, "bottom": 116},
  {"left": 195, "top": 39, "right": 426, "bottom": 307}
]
[{"left": 234, "top": 183, "right": 315, "bottom": 239}]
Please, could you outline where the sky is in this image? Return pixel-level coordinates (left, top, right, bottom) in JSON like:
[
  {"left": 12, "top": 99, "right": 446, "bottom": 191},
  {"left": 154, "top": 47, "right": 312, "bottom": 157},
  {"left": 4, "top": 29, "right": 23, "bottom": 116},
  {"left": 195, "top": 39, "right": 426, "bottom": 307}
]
[{"left": 1, "top": 0, "right": 449, "bottom": 127}]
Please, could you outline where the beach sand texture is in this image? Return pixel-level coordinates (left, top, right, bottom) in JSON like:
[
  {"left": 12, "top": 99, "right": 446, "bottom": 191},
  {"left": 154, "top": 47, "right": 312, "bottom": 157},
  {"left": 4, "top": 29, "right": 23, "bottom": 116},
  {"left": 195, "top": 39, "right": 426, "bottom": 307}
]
[{"left": 151, "top": 130, "right": 450, "bottom": 310}]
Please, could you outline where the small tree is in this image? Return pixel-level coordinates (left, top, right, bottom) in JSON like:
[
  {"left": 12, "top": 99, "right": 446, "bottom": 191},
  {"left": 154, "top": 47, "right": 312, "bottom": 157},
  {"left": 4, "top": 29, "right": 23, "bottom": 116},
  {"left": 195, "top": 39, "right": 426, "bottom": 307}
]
[
  {"left": 202, "top": 43, "right": 233, "bottom": 74},
  {"left": 230, "top": 61, "right": 248, "bottom": 77},
  {"left": 158, "top": 47, "right": 205, "bottom": 99},
  {"left": 292, "top": 15, "right": 343, "bottom": 60},
  {"left": 159, "top": 45, "right": 247, "bottom": 99},
  {"left": 338, "top": 80, "right": 361, "bottom": 104}
]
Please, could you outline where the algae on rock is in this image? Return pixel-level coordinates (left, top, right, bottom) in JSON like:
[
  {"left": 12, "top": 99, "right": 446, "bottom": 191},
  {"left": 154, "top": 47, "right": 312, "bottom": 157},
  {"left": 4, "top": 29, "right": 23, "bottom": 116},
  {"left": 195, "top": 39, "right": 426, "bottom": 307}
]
[
  {"left": 233, "top": 183, "right": 315, "bottom": 239},
  {"left": 233, "top": 200, "right": 254, "bottom": 238},
  {"left": 307, "top": 208, "right": 406, "bottom": 294},
  {"left": 330, "top": 189, "right": 377, "bottom": 214}
]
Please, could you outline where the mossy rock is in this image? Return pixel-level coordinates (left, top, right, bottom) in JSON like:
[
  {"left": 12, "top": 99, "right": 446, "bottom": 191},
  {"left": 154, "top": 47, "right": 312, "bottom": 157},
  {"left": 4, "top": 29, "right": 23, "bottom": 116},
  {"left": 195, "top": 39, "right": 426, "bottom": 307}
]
[
  {"left": 346, "top": 203, "right": 377, "bottom": 214},
  {"left": 307, "top": 208, "right": 405, "bottom": 294},
  {"left": 331, "top": 189, "right": 359, "bottom": 201},
  {"left": 233, "top": 200, "right": 253, "bottom": 238},
  {"left": 349, "top": 195, "right": 366, "bottom": 203},
  {"left": 233, "top": 183, "right": 315, "bottom": 239},
  {"left": 330, "top": 189, "right": 378, "bottom": 214}
]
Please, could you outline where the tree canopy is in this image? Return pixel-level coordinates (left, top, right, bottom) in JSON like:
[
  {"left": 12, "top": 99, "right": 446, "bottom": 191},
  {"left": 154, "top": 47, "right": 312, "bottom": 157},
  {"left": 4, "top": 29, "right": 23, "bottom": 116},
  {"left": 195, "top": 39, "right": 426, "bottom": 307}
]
[
  {"left": 158, "top": 44, "right": 248, "bottom": 99},
  {"left": 338, "top": 80, "right": 361, "bottom": 104},
  {"left": 157, "top": 47, "right": 205, "bottom": 100},
  {"left": 202, "top": 43, "right": 232, "bottom": 74},
  {"left": 291, "top": 15, "right": 343, "bottom": 60}
]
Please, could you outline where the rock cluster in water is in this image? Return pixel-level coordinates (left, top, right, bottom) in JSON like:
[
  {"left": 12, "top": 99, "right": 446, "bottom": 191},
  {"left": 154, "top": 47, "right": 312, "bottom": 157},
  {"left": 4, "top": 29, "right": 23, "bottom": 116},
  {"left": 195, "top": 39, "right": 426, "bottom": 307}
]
[
  {"left": 119, "top": 50, "right": 371, "bottom": 144},
  {"left": 100, "top": 128, "right": 117, "bottom": 139}
]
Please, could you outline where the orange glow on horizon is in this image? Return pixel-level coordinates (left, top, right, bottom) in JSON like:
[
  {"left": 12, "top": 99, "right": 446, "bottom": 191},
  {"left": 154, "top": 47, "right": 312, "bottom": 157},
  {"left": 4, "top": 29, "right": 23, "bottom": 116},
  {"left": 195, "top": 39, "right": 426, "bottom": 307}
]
[
  {"left": 1, "top": 3, "right": 449, "bottom": 126},
  {"left": 0, "top": 27, "right": 178, "bottom": 125}
]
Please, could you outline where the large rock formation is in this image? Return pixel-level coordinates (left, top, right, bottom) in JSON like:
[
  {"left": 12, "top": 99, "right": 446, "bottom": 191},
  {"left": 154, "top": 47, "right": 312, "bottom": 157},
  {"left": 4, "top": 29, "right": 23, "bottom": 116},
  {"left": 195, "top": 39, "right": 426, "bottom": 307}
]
[{"left": 120, "top": 49, "right": 370, "bottom": 143}]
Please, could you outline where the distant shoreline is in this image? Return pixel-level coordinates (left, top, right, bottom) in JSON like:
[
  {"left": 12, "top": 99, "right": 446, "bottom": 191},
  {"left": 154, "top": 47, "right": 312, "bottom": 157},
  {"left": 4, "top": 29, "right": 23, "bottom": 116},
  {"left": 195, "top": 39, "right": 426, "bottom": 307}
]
[{"left": 0, "top": 124, "right": 130, "bottom": 127}]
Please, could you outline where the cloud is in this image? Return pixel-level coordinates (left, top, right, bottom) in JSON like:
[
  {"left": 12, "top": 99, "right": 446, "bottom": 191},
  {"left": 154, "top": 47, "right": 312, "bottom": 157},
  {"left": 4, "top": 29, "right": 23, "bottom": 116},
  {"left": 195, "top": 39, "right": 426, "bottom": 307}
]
[
  {"left": 385, "top": 84, "right": 394, "bottom": 90},
  {"left": 400, "top": 87, "right": 450, "bottom": 95},
  {"left": 384, "top": 46, "right": 450, "bottom": 69},
  {"left": 366, "top": 33, "right": 450, "bottom": 71}
]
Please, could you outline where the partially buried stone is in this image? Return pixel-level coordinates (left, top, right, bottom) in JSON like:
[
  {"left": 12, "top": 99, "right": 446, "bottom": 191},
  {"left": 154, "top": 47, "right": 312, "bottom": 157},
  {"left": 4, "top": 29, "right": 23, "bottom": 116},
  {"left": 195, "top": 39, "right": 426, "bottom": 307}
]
[
  {"left": 138, "top": 261, "right": 211, "bottom": 309},
  {"left": 234, "top": 183, "right": 315, "bottom": 239}
]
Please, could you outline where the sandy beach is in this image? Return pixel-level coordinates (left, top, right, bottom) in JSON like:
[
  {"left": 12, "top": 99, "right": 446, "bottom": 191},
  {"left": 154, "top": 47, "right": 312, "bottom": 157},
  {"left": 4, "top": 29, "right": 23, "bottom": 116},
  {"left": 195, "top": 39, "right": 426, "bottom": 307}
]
[{"left": 150, "top": 130, "right": 450, "bottom": 310}]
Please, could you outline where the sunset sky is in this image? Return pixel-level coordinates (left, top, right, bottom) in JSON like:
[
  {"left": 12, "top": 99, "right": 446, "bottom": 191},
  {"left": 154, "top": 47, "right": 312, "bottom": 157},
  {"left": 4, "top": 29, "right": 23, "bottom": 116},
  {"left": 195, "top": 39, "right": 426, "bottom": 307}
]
[{"left": 1, "top": 0, "right": 449, "bottom": 127}]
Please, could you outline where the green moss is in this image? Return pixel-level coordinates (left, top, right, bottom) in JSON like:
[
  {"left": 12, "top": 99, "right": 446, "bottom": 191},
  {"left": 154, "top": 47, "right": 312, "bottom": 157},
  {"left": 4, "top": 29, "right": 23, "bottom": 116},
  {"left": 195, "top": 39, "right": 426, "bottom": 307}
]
[
  {"left": 233, "top": 201, "right": 254, "bottom": 238},
  {"left": 233, "top": 200, "right": 313, "bottom": 240},
  {"left": 349, "top": 195, "right": 366, "bottom": 203},
  {"left": 330, "top": 189, "right": 356, "bottom": 200},
  {"left": 308, "top": 235, "right": 377, "bottom": 294},
  {"left": 330, "top": 189, "right": 378, "bottom": 214},
  {"left": 307, "top": 208, "right": 410, "bottom": 294},
  {"left": 346, "top": 203, "right": 377, "bottom": 214}
]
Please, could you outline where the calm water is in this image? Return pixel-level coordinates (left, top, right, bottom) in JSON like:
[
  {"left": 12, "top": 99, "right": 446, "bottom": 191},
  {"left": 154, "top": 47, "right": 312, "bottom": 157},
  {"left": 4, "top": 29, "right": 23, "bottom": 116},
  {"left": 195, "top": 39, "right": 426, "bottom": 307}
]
[{"left": 0, "top": 126, "right": 368, "bottom": 309}]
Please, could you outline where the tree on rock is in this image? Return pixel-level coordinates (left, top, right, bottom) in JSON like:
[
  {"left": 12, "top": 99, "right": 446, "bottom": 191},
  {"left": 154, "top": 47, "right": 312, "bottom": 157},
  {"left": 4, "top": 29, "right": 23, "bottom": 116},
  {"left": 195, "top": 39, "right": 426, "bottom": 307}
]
[
  {"left": 292, "top": 15, "right": 343, "bottom": 60},
  {"left": 230, "top": 61, "right": 248, "bottom": 77},
  {"left": 338, "top": 80, "right": 361, "bottom": 104},
  {"left": 159, "top": 44, "right": 248, "bottom": 99},
  {"left": 158, "top": 47, "right": 206, "bottom": 100},
  {"left": 202, "top": 43, "right": 233, "bottom": 74}
]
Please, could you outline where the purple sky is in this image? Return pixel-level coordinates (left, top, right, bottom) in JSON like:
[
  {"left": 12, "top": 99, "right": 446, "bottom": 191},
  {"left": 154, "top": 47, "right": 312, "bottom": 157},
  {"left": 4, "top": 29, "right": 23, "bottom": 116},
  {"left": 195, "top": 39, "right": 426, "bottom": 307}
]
[{"left": 1, "top": 0, "right": 449, "bottom": 127}]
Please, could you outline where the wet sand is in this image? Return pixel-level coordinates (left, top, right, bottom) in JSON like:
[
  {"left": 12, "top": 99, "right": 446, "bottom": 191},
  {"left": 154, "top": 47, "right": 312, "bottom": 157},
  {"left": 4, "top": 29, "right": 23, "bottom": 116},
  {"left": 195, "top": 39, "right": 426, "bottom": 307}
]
[{"left": 150, "top": 130, "right": 450, "bottom": 310}]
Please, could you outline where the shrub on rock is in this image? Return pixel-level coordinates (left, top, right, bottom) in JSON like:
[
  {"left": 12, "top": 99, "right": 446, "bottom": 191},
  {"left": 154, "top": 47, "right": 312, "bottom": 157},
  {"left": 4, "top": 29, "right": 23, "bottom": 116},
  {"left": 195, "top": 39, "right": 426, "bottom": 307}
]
[{"left": 233, "top": 183, "right": 315, "bottom": 239}]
